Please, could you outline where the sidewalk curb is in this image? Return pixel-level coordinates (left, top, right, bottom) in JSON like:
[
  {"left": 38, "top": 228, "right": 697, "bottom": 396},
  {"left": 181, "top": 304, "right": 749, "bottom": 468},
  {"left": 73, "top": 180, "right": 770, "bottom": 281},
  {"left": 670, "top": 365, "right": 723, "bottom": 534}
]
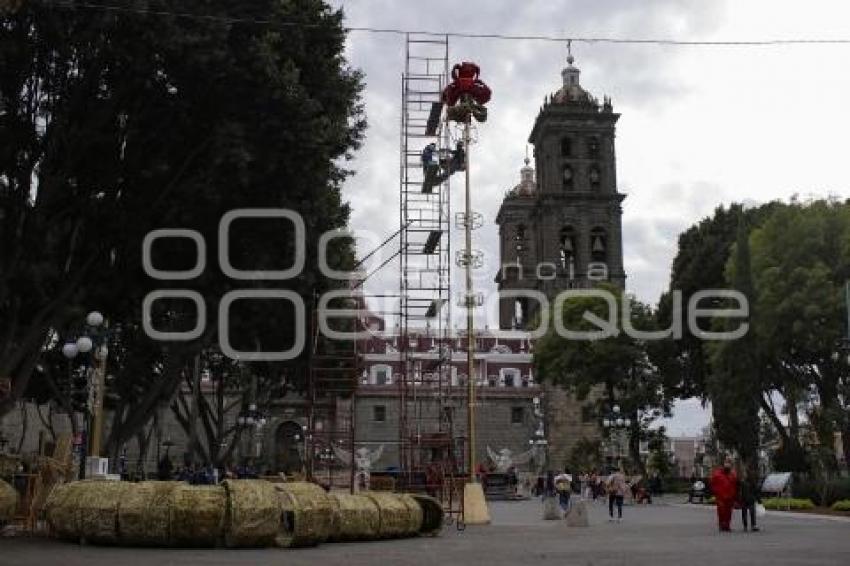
[{"left": 670, "top": 502, "right": 850, "bottom": 523}]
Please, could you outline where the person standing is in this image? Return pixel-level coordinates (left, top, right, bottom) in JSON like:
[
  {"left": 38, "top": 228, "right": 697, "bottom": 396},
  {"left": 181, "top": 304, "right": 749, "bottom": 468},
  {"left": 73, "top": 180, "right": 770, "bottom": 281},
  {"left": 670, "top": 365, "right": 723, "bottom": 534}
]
[
  {"left": 710, "top": 457, "right": 738, "bottom": 532},
  {"left": 608, "top": 467, "right": 627, "bottom": 522},
  {"left": 739, "top": 467, "right": 761, "bottom": 532},
  {"left": 555, "top": 469, "right": 572, "bottom": 515},
  {"left": 589, "top": 470, "right": 600, "bottom": 501}
]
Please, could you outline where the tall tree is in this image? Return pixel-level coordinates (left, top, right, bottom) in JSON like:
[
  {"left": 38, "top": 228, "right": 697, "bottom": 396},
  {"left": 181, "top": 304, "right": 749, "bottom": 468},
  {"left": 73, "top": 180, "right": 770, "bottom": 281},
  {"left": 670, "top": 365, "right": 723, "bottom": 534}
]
[
  {"left": 535, "top": 285, "right": 674, "bottom": 472},
  {"left": 707, "top": 211, "right": 761, "bottom": 470},
  {"left": 657, "top": 202, "right": 781, "bottom": 399},
  {"left": 0, "top": 0, "right": 365, "bottom": 446},
  {"left": 748, "top": 199, "right": 850, "bottom": 472}
]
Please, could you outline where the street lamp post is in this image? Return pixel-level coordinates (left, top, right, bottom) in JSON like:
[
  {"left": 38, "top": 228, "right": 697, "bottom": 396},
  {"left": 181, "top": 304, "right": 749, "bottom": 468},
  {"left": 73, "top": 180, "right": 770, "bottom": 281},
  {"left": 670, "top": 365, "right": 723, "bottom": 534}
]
[
  {"left": 61, "top": 310, "right": 109, "bottom": 478},
  {"left": 236, "top": 404, "right": 267, "bottom": 471},
  {"left": 602, "top": 404, "right": 632, "bottom": 470}
]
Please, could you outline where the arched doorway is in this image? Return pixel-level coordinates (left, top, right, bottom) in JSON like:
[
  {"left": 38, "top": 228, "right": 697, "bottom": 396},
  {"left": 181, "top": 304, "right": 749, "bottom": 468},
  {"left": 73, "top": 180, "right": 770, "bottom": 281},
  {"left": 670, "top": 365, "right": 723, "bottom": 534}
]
[{"left": 275, "top": 421, "right": 304, "bottom": 474}]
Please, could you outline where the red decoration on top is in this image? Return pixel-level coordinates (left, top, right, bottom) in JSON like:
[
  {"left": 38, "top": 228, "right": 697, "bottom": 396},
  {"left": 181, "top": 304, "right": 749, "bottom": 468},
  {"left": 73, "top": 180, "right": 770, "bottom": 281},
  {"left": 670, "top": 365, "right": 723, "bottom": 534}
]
[
  {"left": 440, "top": 61, "right": 491, "bottom": 124},
  {"left": 442, "top": 62, "right": 491, "bottom": 107}
]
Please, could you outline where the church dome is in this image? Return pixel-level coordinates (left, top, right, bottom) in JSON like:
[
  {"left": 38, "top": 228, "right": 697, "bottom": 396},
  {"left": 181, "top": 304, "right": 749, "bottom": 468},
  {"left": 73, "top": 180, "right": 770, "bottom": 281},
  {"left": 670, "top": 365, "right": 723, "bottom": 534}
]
[
  {"left": 510, "top": 157, "right": 536, "bottom": 197},
  {"left": 551, "top": 54, "right": 598, "bottom": 107}
]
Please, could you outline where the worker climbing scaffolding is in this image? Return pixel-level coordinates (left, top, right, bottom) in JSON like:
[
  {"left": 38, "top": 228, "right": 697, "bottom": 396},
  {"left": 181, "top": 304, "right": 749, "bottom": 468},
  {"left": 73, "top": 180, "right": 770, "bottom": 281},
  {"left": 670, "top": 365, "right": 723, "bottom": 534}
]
[
  {"left": 422, "top": 141, "right": 467, "bottom": 191},
  {"left": 422, "top": 63, "right": 491, "bottom": 193}
]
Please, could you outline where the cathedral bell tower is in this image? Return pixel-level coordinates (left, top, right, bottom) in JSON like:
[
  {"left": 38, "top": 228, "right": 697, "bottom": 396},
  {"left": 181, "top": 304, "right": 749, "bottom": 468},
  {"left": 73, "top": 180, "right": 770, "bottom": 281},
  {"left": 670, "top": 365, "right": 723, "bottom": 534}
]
[{"left": 496, "top": 52, "right": 626, "bottom": 330}]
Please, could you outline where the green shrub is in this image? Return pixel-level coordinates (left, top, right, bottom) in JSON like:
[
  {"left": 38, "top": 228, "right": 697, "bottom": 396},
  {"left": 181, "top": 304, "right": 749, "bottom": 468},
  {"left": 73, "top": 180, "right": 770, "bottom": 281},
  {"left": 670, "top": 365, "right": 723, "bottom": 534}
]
[
  {"left": 762, "top": 497, "right": 815, "bottom": 510},
  {"left": 793, "top": 477, "right": 850, "bottom": 506},
  {"left": 831, "top": 500, "right": 850, "bottom": 512}
]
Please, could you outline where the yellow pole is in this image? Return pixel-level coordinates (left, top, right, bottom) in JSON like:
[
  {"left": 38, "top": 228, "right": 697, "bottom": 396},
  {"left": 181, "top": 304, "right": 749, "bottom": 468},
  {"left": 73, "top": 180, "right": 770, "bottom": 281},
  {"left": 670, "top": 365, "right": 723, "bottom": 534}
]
[
  {"left": 461, "top": 114, "right": 490, "bottom": 525},
  {"left": 464, "top": 118, "right": 476, "bottom": 481}
]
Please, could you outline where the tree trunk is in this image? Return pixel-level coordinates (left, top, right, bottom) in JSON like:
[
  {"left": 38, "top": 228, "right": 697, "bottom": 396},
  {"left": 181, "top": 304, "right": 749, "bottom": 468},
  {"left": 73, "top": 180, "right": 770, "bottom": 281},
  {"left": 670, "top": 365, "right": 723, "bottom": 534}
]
[
  {"left": 16, "top": 402, "right": 28, "bottom": 453},
  {"left": 187, "top": 354, "right": 201, "bottom": 465}
]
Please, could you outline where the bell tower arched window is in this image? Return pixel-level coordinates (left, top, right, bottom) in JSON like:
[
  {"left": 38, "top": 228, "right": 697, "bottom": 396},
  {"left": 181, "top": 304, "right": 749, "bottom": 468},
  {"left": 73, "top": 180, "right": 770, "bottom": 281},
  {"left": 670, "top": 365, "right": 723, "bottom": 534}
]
[
  {"left": 559, "top": 226, "right": 576, "bottom": 269},
  {"left": 560, "top": 137, "right": 572, "bottom": 157},
  {"left": 590, "top": 227, "right": 608, "bottom": 263},
  {"left": 562, "top": 165, "right": 573, "bottom": 190},
  {"left": 587, "top": 136, "right": 601, "bottom": 158},
  {"left": 589, "top": 165, "right": 601, "bottom": 190},
  {"left": 514, "top": 224, "right": 526, "bottom": 255}
]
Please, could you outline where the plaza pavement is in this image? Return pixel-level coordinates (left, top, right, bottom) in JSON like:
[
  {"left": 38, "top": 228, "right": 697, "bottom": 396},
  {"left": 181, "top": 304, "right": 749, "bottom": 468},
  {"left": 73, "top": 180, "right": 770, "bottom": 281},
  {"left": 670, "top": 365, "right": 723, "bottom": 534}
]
[{"left": 2, "top": 496, "right": 849, "bottom": 565}]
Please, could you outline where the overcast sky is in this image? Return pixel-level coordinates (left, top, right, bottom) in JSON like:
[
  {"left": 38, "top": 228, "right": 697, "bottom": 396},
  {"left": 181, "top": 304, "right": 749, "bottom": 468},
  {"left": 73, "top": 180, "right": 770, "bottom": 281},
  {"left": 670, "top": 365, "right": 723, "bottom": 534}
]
[{"left": 327, "top": 0, "right": 850, "bottom": 436}]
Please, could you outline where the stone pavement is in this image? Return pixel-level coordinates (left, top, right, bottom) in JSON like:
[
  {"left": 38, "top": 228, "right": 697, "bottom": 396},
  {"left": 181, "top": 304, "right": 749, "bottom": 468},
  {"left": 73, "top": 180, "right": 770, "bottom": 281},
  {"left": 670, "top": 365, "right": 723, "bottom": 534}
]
[{"left": 2, "top": 496, "right": 850, "bottom": 566}]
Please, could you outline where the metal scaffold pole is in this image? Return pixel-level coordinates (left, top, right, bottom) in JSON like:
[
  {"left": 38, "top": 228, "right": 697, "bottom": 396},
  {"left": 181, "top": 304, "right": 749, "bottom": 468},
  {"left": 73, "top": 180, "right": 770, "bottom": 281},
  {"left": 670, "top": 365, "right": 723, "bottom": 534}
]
[
  {"left": 463, "top": 119, "right": 476, "bottom": 482},
  {"left": 398, "top": 33, "right": 458, "bottom": 513}
]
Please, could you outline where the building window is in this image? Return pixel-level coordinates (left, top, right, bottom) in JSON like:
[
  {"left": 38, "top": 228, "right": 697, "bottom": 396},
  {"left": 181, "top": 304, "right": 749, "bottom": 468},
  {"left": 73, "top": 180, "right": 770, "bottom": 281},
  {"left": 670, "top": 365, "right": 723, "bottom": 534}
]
[
  {"left": 514, "top": 224, "right": 526, "bottom": 254},
  {"left": 587, "top": 136, "right": 600, "bottom": 157},
  {"left": 589, "top": 165, "right": 601, "bottom": 189},
  {"left": 562, "top": 165, "right": 573, "bottom": 190},
  {"left": 371, "top": 364, "right": 392, "bottom": 385},
  {"left": 559, "top": 226, "right": 576, "bottom": 269},
  {"left": 500, "top": 368, "right": 520, "bottom": 387},
  {"left": 581, "top": 405, "right": 596, "bottom": 423},
  {"left": 376, "top": 368, "right": 388, "bottom": 385},
  {"left": 560, "top": 137, "right": 572, "bottom": 157},
  {"left": 511, "top": 407, "right": 525, "bottom": 424},
  {"left": 373, "top": 406, "right": 386, "bottom": 422},
  {"left": 590, "top": 227, "right": 607, "bottom": 263}
]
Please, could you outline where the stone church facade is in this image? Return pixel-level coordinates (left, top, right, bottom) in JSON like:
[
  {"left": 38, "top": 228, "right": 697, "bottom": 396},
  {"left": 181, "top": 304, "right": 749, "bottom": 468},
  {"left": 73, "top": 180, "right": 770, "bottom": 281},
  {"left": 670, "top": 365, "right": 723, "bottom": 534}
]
[{"left": 495, "top": 53, "right": 627, "bottom": 470}]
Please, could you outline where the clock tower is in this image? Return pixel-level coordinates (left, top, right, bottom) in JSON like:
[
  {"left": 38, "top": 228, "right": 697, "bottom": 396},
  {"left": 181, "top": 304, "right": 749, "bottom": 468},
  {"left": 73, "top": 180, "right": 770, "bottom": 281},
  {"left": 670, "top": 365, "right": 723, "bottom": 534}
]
[
  {"left": 496, "top": 52, "right": 626, "bottom": 329},
  {"left": 494, "top": 52, "right": 627, "bottom": 469}
]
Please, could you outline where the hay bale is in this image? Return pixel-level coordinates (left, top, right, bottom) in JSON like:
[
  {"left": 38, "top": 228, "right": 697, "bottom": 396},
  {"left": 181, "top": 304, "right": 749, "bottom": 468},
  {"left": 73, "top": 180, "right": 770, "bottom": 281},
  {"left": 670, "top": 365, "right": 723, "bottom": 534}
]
[
  {"left": 278, "top": 481, "right": 327, "bottom": 497},
  {"left": 397, "top": 493, "right": 425, "bottom": 534},
  {"left": 0, "top": 478, "right": 17, "bottom": 522},
  {"left": 77, "top": 479, "right": 133, "bottom": 544},
  {"left": 329, "top": 493, "right": 379, "bottom": 541},
  {"left": 411, "top": 494, "right": 444, "bottom": 535},
  {"left": 222, "top": 479, "right": 279, "bottom": 548},
  {"left": 168, "top": 484, "right": 226, "bottom": 547},
  {"left": 117, "top": 481, "right": 180, "bottom": 546},
  {"left": 273, "top": 483, "right": 335, "bottom": 548},
  {"left": 362, "top": 491, "right": 419, "bottom": 538},
  {"left": 44, "top": 480, "right": 95, "bottom": 540}
]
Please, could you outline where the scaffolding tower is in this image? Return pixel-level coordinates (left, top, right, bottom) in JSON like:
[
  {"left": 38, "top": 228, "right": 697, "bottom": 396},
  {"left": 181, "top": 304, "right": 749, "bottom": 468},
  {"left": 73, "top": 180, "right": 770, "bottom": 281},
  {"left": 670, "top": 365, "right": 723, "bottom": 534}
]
[
  {"left": 305, "top": 289, "right": 362, "bottom": 490},
  {"left": 398, "top": 34, "right": 460, "bottom": 500}
]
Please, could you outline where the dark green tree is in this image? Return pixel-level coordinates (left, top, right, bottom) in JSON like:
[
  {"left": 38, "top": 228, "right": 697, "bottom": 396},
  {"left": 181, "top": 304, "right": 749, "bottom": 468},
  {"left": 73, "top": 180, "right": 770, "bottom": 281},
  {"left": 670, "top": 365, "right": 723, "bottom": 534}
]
[
  {"left": 0, "top": 0, "right": 365, "bottom": 460},
  {"left": 707, "top": 211, "right": 762, "bottom": 471},
  {"left": 535, "top": 285, "right": 674, "bottom": 472}
]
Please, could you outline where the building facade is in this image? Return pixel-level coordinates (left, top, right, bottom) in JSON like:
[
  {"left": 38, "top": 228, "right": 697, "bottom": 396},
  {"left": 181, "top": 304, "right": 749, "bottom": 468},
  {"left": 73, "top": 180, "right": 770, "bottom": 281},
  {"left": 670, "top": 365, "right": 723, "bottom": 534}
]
[{"left": 495, "top": 53, "right": 627, "bottom": 470}]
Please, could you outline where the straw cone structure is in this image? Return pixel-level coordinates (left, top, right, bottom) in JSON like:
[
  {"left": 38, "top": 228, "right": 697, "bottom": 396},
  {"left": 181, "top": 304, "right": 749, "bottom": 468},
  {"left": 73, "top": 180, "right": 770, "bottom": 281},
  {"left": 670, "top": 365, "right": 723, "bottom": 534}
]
[
  {"left": 117, "top": 481, "right": 181, "bottom": 546},
  {"left": 43, "top": 479, "right": 443, "bottom": 548},
  {"left": 44, "top": 480, "right": 94, "bottom": 540},
  {"left": 273, "top": 482, "right": 335, "bottom": 548},
  {"left": 410, "top": 494, "right": 444, "bottom": 535},
  {"left": 77, "top": 480, "right": 133, "bottom": 544},
  {"left": 223, "top": 479, "right": 279, "bottom": 547},
  {"left": 168, "top": 484, "right": 227, "bottom": 547},
  {"left": 329, "top": 493, "right": 380, "bottom": 541},
  {"left": 363, "top": 491, "right": 421, "bottom": 538}
]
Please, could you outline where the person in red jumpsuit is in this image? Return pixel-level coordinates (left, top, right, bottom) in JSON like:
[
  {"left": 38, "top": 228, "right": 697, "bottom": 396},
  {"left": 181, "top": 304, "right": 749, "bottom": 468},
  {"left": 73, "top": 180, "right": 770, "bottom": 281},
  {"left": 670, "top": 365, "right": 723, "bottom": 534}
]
[{"left": 710, "top": 458, "right": 739, "bottom": 532}]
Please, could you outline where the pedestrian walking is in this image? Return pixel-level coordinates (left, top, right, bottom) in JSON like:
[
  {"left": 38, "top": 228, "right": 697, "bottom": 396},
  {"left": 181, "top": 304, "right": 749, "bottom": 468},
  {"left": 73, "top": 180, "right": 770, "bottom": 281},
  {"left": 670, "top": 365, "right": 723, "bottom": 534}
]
[
  {"left": 710, "top": 457, "right": 738, "bottom": 532},
  {"left": 608, "top": 467, "right": 627, "bottom": 522},
  {"left": 739, "top": 467, "right": 761, "bottom": 532}
]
